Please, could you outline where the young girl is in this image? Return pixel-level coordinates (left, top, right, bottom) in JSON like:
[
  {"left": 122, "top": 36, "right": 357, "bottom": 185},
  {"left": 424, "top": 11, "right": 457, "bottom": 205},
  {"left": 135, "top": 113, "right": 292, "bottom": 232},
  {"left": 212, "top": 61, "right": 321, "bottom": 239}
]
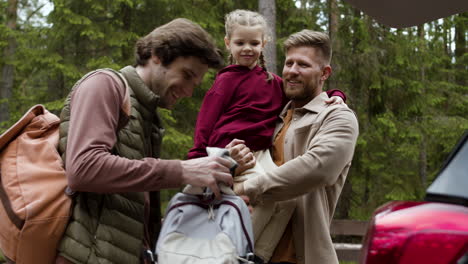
[{"left": 188, "top": 9, "right": 345, "bottom": 262}]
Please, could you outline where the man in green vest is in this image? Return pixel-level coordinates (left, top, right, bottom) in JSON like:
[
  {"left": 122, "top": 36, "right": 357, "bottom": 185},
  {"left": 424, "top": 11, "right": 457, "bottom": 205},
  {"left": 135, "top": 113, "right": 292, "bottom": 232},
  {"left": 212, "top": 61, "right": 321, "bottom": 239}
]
[{"left": 56, "top": 18, "right": 251, "bottom": 264}]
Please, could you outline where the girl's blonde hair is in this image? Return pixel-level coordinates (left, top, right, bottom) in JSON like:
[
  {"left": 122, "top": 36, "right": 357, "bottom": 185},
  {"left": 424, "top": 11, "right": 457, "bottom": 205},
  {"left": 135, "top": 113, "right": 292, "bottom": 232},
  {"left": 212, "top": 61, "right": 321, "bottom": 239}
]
[{"left": 225, "top": 9, "right": 273, "bottom": 81}]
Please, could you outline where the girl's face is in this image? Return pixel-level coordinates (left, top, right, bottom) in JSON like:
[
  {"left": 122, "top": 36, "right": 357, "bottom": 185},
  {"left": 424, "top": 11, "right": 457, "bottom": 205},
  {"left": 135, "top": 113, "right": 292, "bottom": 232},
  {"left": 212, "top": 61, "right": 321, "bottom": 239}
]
[{"left": 225, "top": 25, "right": 266, "bottom": 69}]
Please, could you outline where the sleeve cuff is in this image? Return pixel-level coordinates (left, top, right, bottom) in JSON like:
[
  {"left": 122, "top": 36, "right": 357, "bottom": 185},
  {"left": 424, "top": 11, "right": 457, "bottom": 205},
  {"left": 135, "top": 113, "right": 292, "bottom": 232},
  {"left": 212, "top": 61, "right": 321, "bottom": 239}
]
[
  {"left": 243, "top": 176, "right": 263, "bottom": 206},
  {"left": 328, "top": 89, "right": 347, "bottom": 103},
  {"left": 151, "top": 159, "right": 183, "bottom": 189}
]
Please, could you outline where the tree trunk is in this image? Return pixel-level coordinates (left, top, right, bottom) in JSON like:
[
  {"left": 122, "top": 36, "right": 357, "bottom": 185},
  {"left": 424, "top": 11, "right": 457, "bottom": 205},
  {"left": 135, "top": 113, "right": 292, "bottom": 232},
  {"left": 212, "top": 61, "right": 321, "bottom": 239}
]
[
  {"left": 417, "top": 25, "right": 426, "bottom": 82},
  {"left": 47, "top": 71, "right": 65, "bottom": 100},
  {"left": 363, "top": 168, "right": 370, "bottom": 205},
  {"left": 443, "top": 18, "right": 450, "bottom": 57},
  {"left": 328, "top": 0, "right": 339, "bottom": 54},
  {"left": 47, "top": 41, "right": 66, "bottom": 100},
  {"left": 1, "top": 0, "right": 18, "bottom": 126},
  {"left": 417, "top": 24, "right": 428, "bottom": 191},
  {"left": 258, "top": 0, "right": 277, "bottom": 74},
  {"left": 328, "top": 0, "right": 340, "bottom": 90},
  {"left": 335, "top": 180, "right": 352, "bottom": 219},
  {"left": 419, "top": 136, "right": 427, "bottom": 188},
  {"left": 122, "top": 3, "right": 133, "bottom": 63},
  {"left": 454, "top": 13, "right": 466, "bottom": 86}
]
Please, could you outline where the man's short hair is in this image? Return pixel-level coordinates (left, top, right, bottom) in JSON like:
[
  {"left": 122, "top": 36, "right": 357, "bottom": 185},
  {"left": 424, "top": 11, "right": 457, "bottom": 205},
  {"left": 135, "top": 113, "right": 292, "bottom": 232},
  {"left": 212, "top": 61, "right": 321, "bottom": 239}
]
[
  {"left": 135, "top": 18, "right": 223, "bottom": 69},
  {"left": 283, "top": 30, "right": 332, "bottom": 65}
]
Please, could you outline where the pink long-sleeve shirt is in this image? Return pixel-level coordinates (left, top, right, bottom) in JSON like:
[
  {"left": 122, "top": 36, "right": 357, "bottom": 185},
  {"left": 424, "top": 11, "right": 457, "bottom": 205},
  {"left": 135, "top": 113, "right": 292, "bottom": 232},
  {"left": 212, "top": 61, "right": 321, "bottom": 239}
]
[{"left": 66, "top": 71, "right": 182, "bottom": 193}]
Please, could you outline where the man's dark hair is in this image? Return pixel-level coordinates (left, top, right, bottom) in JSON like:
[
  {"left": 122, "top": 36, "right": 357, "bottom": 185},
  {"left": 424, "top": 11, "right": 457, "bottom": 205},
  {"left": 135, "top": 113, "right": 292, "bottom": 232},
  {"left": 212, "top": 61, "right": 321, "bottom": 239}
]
[{"left": 135, "top": 18, "right": 223, "bottom": 69}]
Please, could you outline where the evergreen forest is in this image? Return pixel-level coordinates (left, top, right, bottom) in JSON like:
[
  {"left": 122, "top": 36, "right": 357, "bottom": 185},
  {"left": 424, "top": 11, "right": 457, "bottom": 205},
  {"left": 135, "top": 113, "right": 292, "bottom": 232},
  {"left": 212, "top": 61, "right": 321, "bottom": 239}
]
[{"left": 1, "top": 0, "right": 467, "bottom": 221}]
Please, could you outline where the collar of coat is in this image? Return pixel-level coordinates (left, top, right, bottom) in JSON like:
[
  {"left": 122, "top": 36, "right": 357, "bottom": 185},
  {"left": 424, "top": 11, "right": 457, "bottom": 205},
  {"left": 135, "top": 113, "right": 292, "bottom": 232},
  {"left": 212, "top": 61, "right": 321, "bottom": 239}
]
[
  {"left": 120, "top": 66, "right": 160, "bottom": 111},
  {"left": 280, "top": 91, "right": 329, "bottom": 119}
]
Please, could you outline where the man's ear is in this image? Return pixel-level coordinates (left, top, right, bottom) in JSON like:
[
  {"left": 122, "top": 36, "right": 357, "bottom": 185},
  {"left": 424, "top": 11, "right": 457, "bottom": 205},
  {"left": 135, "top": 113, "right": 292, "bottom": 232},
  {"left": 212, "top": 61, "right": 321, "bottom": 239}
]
[
  {"left": 151, "top": 55, "right": 161, "bottom": 65},
  {"left": 224, "top": 37, "right": 231, "bottom": 50},
  {"left": 321, "top": 65, "right": 332, "bottom": 81}
]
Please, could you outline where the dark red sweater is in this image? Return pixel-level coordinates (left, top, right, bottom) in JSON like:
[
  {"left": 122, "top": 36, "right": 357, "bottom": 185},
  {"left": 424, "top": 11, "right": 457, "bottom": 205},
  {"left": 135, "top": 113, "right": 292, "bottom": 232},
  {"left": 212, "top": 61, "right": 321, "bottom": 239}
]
[{"left": 188, "top": 64, "right": 346, "bottom": 159}]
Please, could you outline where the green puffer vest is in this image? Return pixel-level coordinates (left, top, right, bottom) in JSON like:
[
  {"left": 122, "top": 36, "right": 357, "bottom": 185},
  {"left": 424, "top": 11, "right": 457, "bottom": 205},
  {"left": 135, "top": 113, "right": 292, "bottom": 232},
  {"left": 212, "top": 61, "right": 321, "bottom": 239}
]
[{"left": 57, "top": 66, "right": 164, "bottom": 264}]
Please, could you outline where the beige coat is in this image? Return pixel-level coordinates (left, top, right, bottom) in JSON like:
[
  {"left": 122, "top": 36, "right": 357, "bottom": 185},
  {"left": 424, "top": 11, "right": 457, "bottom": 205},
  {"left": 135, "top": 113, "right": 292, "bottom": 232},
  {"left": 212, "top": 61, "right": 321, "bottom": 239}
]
[{"left": 243, "top": 92, "right": 359, "bottom": 264}]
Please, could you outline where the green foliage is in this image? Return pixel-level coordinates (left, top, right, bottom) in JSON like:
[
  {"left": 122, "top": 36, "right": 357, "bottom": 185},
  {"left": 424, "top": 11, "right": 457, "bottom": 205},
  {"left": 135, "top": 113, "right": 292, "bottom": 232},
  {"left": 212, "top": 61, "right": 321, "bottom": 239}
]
[
  {"left": 43, "top": 98, "right": 65, "bottom": 112},
  {"left": 1, "top": 0, "right": 466, "bottom": 222},
  {"left": 332, "top": 4, "right": 467, "bottom": 221},
  {"left": 159, "top": 108, "right": 193, "bottom": 160}
]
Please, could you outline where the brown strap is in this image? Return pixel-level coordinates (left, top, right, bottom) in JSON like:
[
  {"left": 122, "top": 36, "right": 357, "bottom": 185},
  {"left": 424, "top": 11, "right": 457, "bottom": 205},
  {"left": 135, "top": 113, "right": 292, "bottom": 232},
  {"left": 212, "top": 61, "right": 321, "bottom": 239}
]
[
  {"left": 0, "top": 168, "right": 24, "bottom": 230},
  {"left": 94, "top": 69, "right": 131, "bottom": 117},
  {"left": 5, "top": 254, "right": 15, "bottom": 264}
]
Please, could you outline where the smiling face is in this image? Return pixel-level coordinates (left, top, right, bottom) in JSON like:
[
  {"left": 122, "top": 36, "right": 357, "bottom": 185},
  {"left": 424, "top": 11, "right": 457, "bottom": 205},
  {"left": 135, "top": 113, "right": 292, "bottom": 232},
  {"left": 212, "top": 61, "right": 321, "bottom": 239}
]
[
  {"left": 146, "top": 55, "right": 208, "bottom": 109},
  {"left": 282, "top": 46, "right": 332, "bottom": 108},
  {"left": 225, "top": 25, "right": 266, "bottom": 69}
]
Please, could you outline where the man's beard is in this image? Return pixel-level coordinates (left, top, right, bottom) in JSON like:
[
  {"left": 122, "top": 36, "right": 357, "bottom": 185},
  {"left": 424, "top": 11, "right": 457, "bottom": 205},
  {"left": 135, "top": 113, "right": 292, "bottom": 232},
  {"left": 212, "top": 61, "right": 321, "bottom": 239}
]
[
  {"left": 284, "top": 79, "right": 320, "bottom": 102},
  {"left": 284, "top": 82, "right": 312, "bottom": 101},
  {"left": 285, "top": 89, "right": 310, "bottom": 101}
]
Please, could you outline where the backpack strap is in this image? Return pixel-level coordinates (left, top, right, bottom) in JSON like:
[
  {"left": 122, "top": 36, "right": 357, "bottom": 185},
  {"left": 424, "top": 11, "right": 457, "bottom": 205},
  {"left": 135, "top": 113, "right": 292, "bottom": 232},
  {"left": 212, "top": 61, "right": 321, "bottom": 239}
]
[
  {"left": 92, "top": 68, "right": 131, "bottom": 117},
  {"left": 70, "top": 68, "right": 131, "bottom": 118},
  {"left": 0, "top": 170, "right": 25, "bottom": 230}
]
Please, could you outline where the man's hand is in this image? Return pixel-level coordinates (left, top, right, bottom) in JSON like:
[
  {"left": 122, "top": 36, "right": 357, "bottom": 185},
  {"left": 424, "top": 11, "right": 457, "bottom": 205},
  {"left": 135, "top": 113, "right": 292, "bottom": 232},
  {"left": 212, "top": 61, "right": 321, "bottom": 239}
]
[
  {"left": 325, "top": 95, "right": 346, "bottom": 106},
  {"left": 239, "top": 195, "right": 253, "bottom": 214},
  {"left": 225, "top": 139, "right": 255, "bottom": 175},
  {"left": 180, "top": 156, "right": 233, "bottom": 199}
]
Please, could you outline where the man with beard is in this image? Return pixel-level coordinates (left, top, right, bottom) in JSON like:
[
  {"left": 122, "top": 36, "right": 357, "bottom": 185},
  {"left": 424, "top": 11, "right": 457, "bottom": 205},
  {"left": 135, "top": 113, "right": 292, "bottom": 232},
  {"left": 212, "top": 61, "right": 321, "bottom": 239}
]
[{"left": 235, "top": 30, "right": 359, "bottom": 264}]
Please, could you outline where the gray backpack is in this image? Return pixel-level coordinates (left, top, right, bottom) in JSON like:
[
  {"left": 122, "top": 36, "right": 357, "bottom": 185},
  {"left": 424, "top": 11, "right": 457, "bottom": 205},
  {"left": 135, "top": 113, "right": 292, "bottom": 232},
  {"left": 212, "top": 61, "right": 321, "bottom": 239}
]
[{"left": 155, "top": 148, "right": 255, "bottom": 264}]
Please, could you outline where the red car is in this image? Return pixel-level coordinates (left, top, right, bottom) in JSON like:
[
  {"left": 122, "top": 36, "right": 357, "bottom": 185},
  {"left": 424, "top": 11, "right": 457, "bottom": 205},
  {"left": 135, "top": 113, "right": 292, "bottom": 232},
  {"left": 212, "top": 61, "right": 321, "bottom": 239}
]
[
  {"left": 340, "top": 1, "right": 468, "bottom": 263},
  {"left": 360, "top": 131, "right": 468, "bottom": 264}
]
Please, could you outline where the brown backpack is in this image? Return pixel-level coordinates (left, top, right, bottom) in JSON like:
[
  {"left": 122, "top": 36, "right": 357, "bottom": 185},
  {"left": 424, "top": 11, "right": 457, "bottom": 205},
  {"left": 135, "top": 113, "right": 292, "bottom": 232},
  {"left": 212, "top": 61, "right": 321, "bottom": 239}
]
[{"left": 0, "top": 104, "right": 72, "bottom": 264}]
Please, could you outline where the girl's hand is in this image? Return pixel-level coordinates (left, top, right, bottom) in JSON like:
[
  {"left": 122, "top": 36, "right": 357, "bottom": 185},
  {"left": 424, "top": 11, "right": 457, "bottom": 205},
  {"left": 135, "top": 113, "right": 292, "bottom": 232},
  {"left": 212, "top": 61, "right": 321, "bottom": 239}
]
[
  {"left": 225, "top": 139, "right": 256, "bottom": 175},
  {"left": 239, "top": 194, "right": 253, "bottom": 214},
  {"left": 325, "top": 95, "right": 346, "bottom": 106}
]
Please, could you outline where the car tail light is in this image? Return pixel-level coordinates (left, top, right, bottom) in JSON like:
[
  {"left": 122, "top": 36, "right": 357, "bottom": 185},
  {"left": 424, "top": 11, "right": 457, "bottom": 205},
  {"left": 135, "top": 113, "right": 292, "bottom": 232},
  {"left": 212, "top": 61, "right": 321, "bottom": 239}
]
[
  {"left": 365, "top": 229, "right": 468, "bottom": 263},
  {"left": 360, "top": 201, "right": 421, "bottom": 264},
  {"left": 399, "top": 231, "right": 468, "bottom": 263},
  {"left": 361, "top": 201, "right": 468, "bottom": 264}
]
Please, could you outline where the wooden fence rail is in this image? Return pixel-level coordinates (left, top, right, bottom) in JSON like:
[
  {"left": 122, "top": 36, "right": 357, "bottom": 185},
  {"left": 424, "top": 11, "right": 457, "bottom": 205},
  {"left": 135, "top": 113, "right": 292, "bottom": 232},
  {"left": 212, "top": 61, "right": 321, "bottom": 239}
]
[{"left": 331, "top": 219, "right": 369, "bottom": 263}]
